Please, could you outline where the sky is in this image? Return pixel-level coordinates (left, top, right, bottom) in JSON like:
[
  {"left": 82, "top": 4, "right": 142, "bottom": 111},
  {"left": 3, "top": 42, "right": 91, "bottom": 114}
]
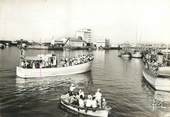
[{"left": 0, "top": 0, "right": 170, "bottom": 44}]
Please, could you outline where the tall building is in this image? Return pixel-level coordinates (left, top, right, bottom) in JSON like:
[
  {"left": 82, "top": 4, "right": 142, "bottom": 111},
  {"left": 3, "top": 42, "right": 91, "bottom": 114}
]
[
  {"left": 105, "top": 39, "right": 110, "bottom": 48},
  {"left": 76, "top": 28, "right": 92, "bottom": 43}
]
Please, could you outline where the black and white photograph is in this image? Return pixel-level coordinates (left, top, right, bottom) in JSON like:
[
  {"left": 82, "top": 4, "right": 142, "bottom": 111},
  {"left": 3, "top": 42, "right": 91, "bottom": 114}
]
[{"left": 0, "top": 0, "right": 170, "bottom": 117}]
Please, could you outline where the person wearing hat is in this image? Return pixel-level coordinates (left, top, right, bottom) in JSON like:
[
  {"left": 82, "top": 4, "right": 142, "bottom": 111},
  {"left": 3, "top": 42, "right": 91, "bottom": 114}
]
[
  {"left": 95, "top": 89, "right": 102, "bottom": 108},
  {"left": 69, "top": 83, "right": 76, "bottom": 96},
  {"left": 91, "top": 96, "right": 97, "bottom": 112}
]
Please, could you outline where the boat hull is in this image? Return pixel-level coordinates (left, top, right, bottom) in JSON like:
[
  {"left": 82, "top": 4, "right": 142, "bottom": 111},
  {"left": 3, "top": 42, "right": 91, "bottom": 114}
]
[
  {"left": 60, "top": 95, "right": 109, "bottom": 117},
  {"left": 16, "top": 61, "right": 92, "bottom": 78},
  {"left": 118, "top": 54, "right": 131, "bottom": 58},
  {"left": 143, "top": 68, "right": 170, "bottom": 92},
  {"left": 158, "top": 67, "right": 170, "bottom": 77},
  {"left": 131, "top": 53, "right": 142, "bottom": 58}
]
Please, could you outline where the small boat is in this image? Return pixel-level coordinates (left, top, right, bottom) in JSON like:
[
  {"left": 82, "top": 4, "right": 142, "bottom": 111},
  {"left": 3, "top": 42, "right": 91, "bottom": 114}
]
[
  {"left": 0, "top": 43, "right": 5, "bottom": 49},
  {"left": 27, "top": 45, "right": 49, "bottom": 50},
  {"left": 16, "top": 54, "right": 94, "bottom": 78},
  {"left": 131, "top": 51, "right": 142, "bottom": 58},
  {"left": 118, "top": 52, "right": 131, "bottom": 58},
  {"left": 143, "top": 68, "right": 170, "bottom": 92},
  {"left": 60, "top": 94, "right": 111, "bottom": 117}
]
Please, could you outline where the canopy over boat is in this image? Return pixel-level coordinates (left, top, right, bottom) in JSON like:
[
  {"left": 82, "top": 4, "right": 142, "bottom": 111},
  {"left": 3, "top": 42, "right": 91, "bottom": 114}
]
[{"left": 24, "top": 54, "right": 55, "bottom": 61}]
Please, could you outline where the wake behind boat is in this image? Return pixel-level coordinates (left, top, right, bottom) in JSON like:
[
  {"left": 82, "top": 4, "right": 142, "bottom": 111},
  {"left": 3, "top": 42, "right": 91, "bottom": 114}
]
[{"left": 16, "top": 54, "right": 94, "bottom": 78}]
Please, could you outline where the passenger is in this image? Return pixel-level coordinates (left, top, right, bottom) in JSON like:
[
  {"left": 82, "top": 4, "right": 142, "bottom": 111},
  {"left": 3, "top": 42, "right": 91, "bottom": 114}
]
[
  {"left": 25, "top": 61, "right": 29, "bottom": 68},
  {"left": 95, "top": 89, "right": 102, "bottom": 108},
  {"left": 74, "top": 92, "right": 79, "bottom": 99},
  {"left": 32, "top": 62, "right": 36, "bottom": 69},
  {"left": 69, "top": 95, "right": 76, "bottom": 104},
  {"left": 79, "top": 89, "right": 85, "bottom": 99},
  {"left": 101, "top": 98, "right": 107, "bottom": 109},
  {"left": 69, "top": 84, "right": 76, "bottom": 96},
  {"left": 78, "top": 95, "right": 85, "bottom": 108},
  {"left": 91, "top": 97, "right": 97, "bottom": 111},
  {"left": 85, "top": 95, "right": 92, "bottom": 113},
  {"left": 21, "top": 60, "right": 25, "bottom": 67}
]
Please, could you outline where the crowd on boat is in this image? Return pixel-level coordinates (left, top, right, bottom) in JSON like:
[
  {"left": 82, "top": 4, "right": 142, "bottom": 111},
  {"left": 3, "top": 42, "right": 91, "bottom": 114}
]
[
  {"left": 142, "top": 49, "right": 169, "bottom": 74},
  {"left": 62, "top": 84, "right": 107, "bottom": 112},
  {"left": 60, "top": 54, "right": 94, "bottom": 67},
  {"left": 20, "top": 54, "right": 94, "bottom": 69}
]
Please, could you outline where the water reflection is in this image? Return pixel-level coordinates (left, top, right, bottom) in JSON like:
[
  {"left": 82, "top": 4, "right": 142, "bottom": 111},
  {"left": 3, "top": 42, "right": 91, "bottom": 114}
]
[{"left": 142, "top": 78, "right": 170, "bottom": 117}]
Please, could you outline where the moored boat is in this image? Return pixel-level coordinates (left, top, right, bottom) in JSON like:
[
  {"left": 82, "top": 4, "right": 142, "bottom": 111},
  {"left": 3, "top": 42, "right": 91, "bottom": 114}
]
[
  {"left": 143, "top": 68, "right": 170, "bottom": 92},
  {"left": 118, "top": 52, "right": 131, "bottom": 58},
  {"left": 131, "top": 51, "right": 142, "bottom": 58},
  {"left": 16, "top": 54, "right": 94, "bottom": 78},
  {"left": 0, "top": 43, "right": 5, "bottom": 49},
  {"left": 60, "top": 94, "right": 111, "bottom": 117}
]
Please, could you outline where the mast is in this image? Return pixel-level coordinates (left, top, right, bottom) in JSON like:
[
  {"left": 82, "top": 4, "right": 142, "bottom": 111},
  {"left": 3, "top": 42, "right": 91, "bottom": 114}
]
[{"left": 19, "top": 39, "right": 25, "bottom": 66}]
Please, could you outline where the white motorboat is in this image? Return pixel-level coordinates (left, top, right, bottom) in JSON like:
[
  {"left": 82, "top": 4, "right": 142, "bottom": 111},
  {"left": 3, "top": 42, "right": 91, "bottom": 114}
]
[
  {"left": 118, "top": 51, "right": 131, "bottom": 58},
  {"left": 60, "top": 94, "right": 111, "bottom": 117},
  {"left": 143, "top": 68, "right": 170, "bottom": 92},
  {"left": 131, "top": 51, "right": 142, "bottom": 58},
  {"left": 16, "top": 54, "right": 93, "bottom": 78}
]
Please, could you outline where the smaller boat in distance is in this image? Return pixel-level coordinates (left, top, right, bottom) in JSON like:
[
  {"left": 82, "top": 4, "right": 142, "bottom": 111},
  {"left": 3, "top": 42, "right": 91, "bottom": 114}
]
[
  {"left": 118, "top": 51, "right": 131, "bottom": 58},
  {"left": 16, "top": 53, "right": 94, "bottom": 78},
  {"left": 131, "top": 50, "right": 142, "bottom": 58},
  {"left": 60, "top": 94, "right": 111, "bottom": 117},
  {"left": 0, "top": 43, "right": 5, "bottom": 49}
]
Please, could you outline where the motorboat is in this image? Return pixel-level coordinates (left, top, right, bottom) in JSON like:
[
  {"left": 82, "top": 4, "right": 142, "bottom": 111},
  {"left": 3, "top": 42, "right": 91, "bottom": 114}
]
[
  {"left": 143, "top": 68, "right": 170, "bottom": 92},
  {"left": 16, "top": 54, "right": 94, "bottom": 78},
  {"left": 60, "top": 94, "right": 111, "bottom": 117},
  {"left": 131, "top": 51, "right": 142, "bottom": 58}
]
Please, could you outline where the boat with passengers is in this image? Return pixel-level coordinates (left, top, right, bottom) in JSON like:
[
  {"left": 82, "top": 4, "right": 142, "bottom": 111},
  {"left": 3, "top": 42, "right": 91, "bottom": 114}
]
[
  {"left": 60, "top": 86, "right": 111, "bottom": 117},
  {"left": 16, "top": 51, "right": 94, "bottom": 78},
  {"left": 142, "top": 49, "right": 170, "bottom": 92},
  {"left": 131, "top": 50, "right": 142, "bottom": 58}
]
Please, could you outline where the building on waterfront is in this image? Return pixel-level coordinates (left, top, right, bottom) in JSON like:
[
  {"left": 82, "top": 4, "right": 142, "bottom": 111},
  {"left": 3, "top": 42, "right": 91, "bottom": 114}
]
[
  {"left": 64, "top": 37, "right": 87, "bottom": 49},
  {"left": 76, "top": 28, "right": 92, "bottom": 43},
  {"left": 105, "top": 39, "right": 110, "bottom": 48},
  {"left": 50, "top": 39, "right": 65, "bottom": 48},
  {"left": 96, "top": 41, "right": 105, "bottom": 49}
]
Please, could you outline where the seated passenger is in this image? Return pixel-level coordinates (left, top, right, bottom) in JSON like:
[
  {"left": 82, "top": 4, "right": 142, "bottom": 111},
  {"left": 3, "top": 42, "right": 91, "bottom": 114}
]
[
  {"left": 69, "top": 95, "right": 76, "bottom": 104},
  {"left": 102, "top": 98, "right": 107, "bottom": 109},
  {"left": 69, "top": 84, "right": 76, "bottom": 96},
  {"left": 85, "top": 95, "right": 92, "bottom": 112},
  {"left": 21, "top": 60, "right": 25, "bottom": 67},
  {"left": 78, "top": 95, "right": 85, "bottom": 108},
  {"left": 91, "top": 97, "right": 97, "bottom": 111},
  {"left": 79, "top": 89, "right": 85, "bottom": 99}
]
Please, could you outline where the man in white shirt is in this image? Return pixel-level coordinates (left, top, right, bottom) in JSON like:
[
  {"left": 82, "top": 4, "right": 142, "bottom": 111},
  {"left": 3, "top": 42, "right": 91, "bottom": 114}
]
[
  {"left": 85, "top": 95, "right": 92, "bottom": 113},
  {"left": 69, "top": 84, "right": 76, "bottom": 96},
  {"left": 95, "top": 89, "right": 102, "bottom": 108}
]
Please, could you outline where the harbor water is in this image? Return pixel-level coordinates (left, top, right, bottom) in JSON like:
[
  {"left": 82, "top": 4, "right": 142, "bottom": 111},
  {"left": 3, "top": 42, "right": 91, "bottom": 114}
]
[{"left": 0, "top": 47, "right": 170, "bottom": 117}]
